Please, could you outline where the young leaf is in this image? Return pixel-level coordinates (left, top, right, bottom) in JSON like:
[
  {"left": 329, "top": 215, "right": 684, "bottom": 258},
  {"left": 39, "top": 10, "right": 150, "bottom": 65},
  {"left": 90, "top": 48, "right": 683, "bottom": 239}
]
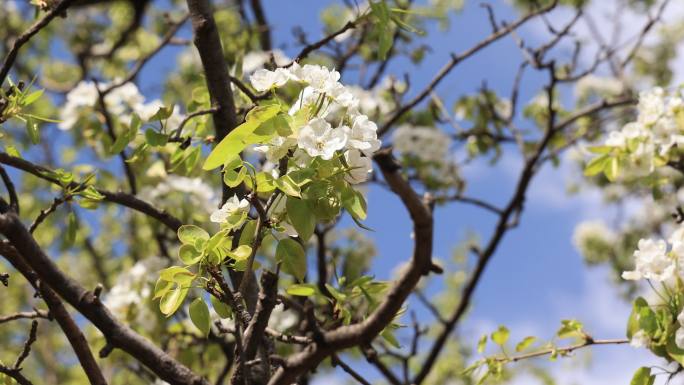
[
  {"left": 491, "top": 326, "right": 509, "bottom": 346},
  {"left": 160, "top": 285, "right": 189, "bottom": 316},
  {"left": 276, "top": 238, "right": 306, "bottom": 281},
  {"left": 179, "top": 244, "right": 203, "bottom": 265},
  {"left": 203, "top": 104, "right": 280, "bottom": 170},
  {"left": 211, "top": 295, "right": 232, "bottom": 319},
  {"left": 477, "top": 334, "right": 487, "bottom": 353},
  {"left": 630, "top": 367, "right": 654, "bottom": 385},
  {"left": 26, "top": 116, "right": 40, "bottom": 144},
  {"left": 178, "top": 225, "right": 210, "bottom": 245},
  {"left": 189, "top": 298, "right": 211, "bottom": 337},
  {"left": 286, "top": 197, "right": 315, "bottom": 241},
  {"left": 515, "top": 336, "right": 536, "bottom": 352},
  {"left": 274, "top": 175, "right": 301, "bottom": 197},
  {"left": 286, "top": 283, "right": 317, "bottom": 296}
]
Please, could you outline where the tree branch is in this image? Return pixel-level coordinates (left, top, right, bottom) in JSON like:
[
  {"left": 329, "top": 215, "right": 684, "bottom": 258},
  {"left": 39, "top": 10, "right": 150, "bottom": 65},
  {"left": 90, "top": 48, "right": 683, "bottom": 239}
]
[
  {"left": 0, "top": 214, "right": 208, "bottom": 385},
  {"left": 0, "top": 0, "right": 77, "bottom": 85}
]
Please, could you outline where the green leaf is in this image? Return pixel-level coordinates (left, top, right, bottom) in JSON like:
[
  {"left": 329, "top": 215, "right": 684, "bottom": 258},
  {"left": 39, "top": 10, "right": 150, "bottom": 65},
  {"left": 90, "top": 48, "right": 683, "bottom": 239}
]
[
  {"left": 604, "top": 156, "right": 620, "bottom": 182},
  {"left": 630, "top": 367, "right": 654, "bottom": 385},
  {"left": 6, "top": 145, "right": 21, "bottom": 158},
  {"left": 515, "top": 336, "right": 536, "bottom": 352},
  {"left": 26, "top": 116, "right": 40, "bottom": 144},
  {"left": 557, "top": 319, "right": 584, "bottom": 339},
  {"left": 477, "top": 334, "right": 487, "bottom": 353},
  {"left": 286, "top": 197, "right": 315, "bottom": 241},
  {"left": 179, "top": 244, "right": 203, "bottom": 265},
  {"left": 223, "top": 166, "right": 246, "bottom": 188},
  {"left": 79, "top": 186, "right": 104, "bottom": 201},
  {"left": 203, "top": 104, "right": 280, "bottom": 170},
  {"left": 584, "top": 154, "right": 609, "bottom": 177},
  {"left": 342, "top": 186, "right": 367, "bottom": 221},
  {"left": 64, "top": 212, "right": 77, "bottom": 248},
  {"left": 144, "top": 128, "right": 169, "bottom": 147},
  {"left": 22, "top": 88, "right": 44, "bottom": 106},
  {"left": 211, "top": 295, "right": 232, "bottom": 319},
  {"left": 148, "top": 106, "right": 174, "bottom": 121},
  {"left": 491, "top": 326, "right": 509, "bottom": 346},
  {"left": 286, "top": 283, "right": 317, "bottom": 296},
  {"left": 627, "top": 297, "right": 649, "bottom": 339},
  {"left": 274, "top": 175, "right": 301, "bottom": 197},
  {"left": 178, "top": 225, "right": 210, "bottom": 245},
  {"left": 189, "top": 298, "right": 211, "bottom": 337},
  {"left": 381, "top": 327, "right": 401, "bottom": 348},
  {"left": 587, "top": 145, "right": 613, "bottom": 154},
  {"left": 227, "top": 245, "right": 252, "bottom": 262},
  {"left": 160, "top": 285, "right": 189, "bottom": 316},
  {"left": 276, "top": 238, "right": 306, "bottom": 281}
]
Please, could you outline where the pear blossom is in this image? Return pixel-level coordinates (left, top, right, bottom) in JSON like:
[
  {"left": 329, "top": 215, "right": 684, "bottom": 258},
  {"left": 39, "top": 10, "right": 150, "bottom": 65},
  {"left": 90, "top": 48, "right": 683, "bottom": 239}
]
[
  {"left": 676, "top": 328, "right": 684, "bottom": 350},
  {"left": 393, "top": 125, "right": 451, "bottom": 163},
  {"left": 254, "top": 136, "right": 297, "bottom": 163},
  {"left": 629, "top": 330, "right": 650, "bottom": 349},
  {"left": 250, "top": 68, "right": 291, "bottom": 91},
  {"left": 103, "top": 256, "right": 167, "bottom": 329},
  {"left": 140, "top": 175, "right": 217, "bottom": 214},
  {"left": 344, "top": 150, "right": 372, "bottom": 184},
  {"left": 297, "top": 117, "right": 348, "bottom": 160},
  {"left": 242, "top": 50, "right": 290, "bottom": 73},
  {"left": 210, "top": 195, "right": 250, "bottom": 223},
  {"left": 347, "top": 114, "right": 381, "bottom": 155},
  {"left": 622, "top": 238, "right": 675, "bottom": 282}
]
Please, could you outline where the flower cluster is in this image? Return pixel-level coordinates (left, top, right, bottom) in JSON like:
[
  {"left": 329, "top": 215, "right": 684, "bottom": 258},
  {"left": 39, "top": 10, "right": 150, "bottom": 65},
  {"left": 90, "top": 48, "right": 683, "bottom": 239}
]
[
  {"left": 572, "top": 220, "right": 616, "bottom": 265},
  {"left": 599, "top": 87, "right": 684, "bottom": 173},
  {"left": 210, "top": 194, "right": 250, "bottom": 225},
  {"left": 60, "top": 80, "right": 184, "bottom": 131},
  {"left": 574, "top": 75, "right": 624, "bottom": 103},
  {"left": 248, "top": 63, "right": 381, "bottom": 184},
  {"left": 140, "top": 175, "right": 217, "bottom": 215},
  {"left": 622, "top": 226, "right": 684, "bottom": 282},
  {"left": 392, "top": 125, "right": 460, "bottom": 190},
  {"left": 103, "top": 257, "right": 167, "bottom": 330}
]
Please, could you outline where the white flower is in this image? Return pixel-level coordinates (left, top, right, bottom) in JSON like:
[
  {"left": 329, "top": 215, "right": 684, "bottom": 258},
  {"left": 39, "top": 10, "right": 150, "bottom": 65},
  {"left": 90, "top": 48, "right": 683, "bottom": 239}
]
[
  {"left": 637, "top": 87, "right": 665, "bottom": 126},
  {"left": 677, "top": 328, "right": 684, "bottom": 350},
  {"left": 572, "top": 220, "right": 615, "bottom": 253},
  {"left": 250, "top": 68, "right": 290, "bottom": 91},
  {"left": 630, "top": 330, "right": 650, "bottom": 349},
  {"left": 59, "top": 81, "right": 99, "bottom": 130},
  {"left": 575, "top": 75, "right": 624, "bottom": 100},
  {"left": 622, "top": 238, "right": 675, "bottom": 282},
  {"left": 393, "top": 125, "right": 451, "bottom": 163},
  {"left": 297, "top": 117, "right": 348, "bottom": 160},
  {"left": 288, "top": 86, "right": 319, "bottom": 117},
  {"left": 254, "top": 136, "right": 297, "bottom": 163},
  {"left": 669, "top": 227, "right": 684, "bottom": 259},
  {"left": 103, "top": 256, "right": 167, "bottom": 324},
  {"left": 677, "top": 308, "right": 684, "bottom": 326},
  {"left": 289, "top": 63, "right": 341, "bottom": 94},
  {"left": 344, "top": 150, "right": 372, "bottom": 184},
  {"left": 210, "top": 195, "right": 250, "bottom": 223},
  {"left": 242, "top": 50, "right": 290, "bottom": 73},
  {"left": 347, "top": 114, "right": 381, "bottom": 155},
  {"left": 140, "top": 176, "right": 216, "bottom": 213}
]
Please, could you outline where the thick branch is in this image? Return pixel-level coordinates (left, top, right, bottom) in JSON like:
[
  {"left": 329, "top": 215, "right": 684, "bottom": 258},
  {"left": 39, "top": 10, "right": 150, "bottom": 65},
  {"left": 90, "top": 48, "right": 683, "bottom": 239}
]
[
  {"left": 186, "top": 0, "right": 239, "bottom": 204},
  {"left": 0, "top": 245, "right": 107, "bottom": 385},
  {"left": 0, "top": 214, "right": 208, "bottom": 385}
]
